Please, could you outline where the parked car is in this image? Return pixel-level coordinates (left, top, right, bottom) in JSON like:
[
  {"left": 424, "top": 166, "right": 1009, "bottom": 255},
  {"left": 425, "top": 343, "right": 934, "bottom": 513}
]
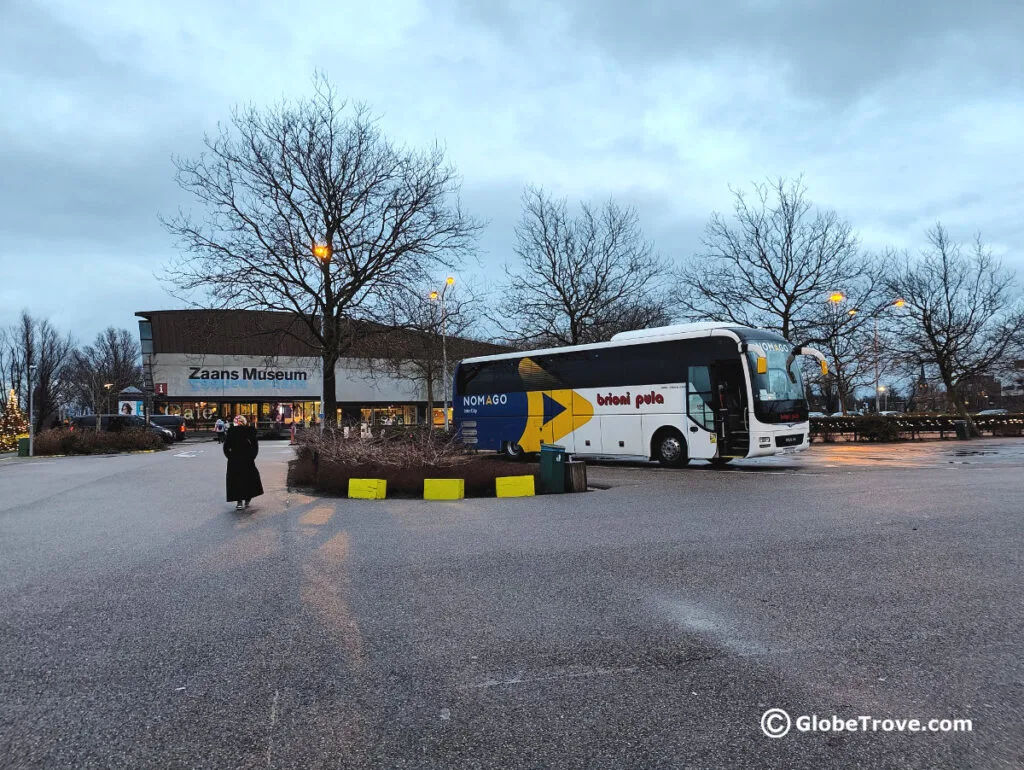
[
  {"left": 830, "top": 410, "right": 864, "bottom": 417},
  {"left": 878, "top": 411, "right": 902, "bottom": 416},
  {"left": 808, "top": 411, "right": 828, "bottom": 419},
  {"left": 70, "top": 415, "right": 175, "bottom": 444},
  {"left": 150, "top": 414, "right": 187, "bottom": 441},
  {"left": 975, "top": 408, "right": 1009, "bottom": 416}
]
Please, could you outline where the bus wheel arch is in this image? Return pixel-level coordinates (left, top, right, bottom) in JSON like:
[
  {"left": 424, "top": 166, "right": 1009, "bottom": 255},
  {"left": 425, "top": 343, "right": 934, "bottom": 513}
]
[{"left": 652, "top": 427, "right": 689, "bottom": 467}]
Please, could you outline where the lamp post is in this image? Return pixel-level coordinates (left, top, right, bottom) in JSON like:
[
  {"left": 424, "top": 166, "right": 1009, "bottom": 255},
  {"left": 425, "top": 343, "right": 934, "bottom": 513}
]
[
  {"left": 826, "top": 292, "right": 847, "bottom": 413},
  {"left": 104, "top": 383, "right": 114, "bottom": 415},
  {"left": 429, "top": 276, "right": 455, "bottom": 431},
  {"left": 28, "top": 364, "right": 37, "bottom": 457},
  {"left": 313, "top": 243, "right": 331, "bottom": 431}
]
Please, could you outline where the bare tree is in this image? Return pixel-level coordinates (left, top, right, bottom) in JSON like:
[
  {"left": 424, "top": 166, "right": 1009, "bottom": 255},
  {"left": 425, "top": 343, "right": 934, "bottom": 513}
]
[
  {"left": 799, "top": 256, "right": 898, "bottom": 413},
  {"left": 66, "top": 328, "right": 143, "bottom": 416},
  {"left": 1, "top": 312, "right": 75, "bottom": 431},
  {"left": 673, "top": 177, "right": 868, "bottom": 342},
  {"left": 495, "top": 186, "right": 671, "bottom": 347},
  {"left": 883, "top": 224, "right": 1024, "bottom": 420},
  {"left": 369, "top": 284, "right": 484, "bottom": 426},
  {"left": 163, "top": 76, "right": 481, "bottom": 426}
]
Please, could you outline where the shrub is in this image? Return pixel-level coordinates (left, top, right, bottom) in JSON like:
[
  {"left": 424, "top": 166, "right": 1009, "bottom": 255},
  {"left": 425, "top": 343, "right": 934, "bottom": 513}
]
[
  {"left": 33, "top": 428, "right": 164, "bottom": 455},
  {"left": 288, "top": 428, "right": 539, "bottom": 497},
  {"left": 856, "top": 415, "right": 901, "bottom": 442}
]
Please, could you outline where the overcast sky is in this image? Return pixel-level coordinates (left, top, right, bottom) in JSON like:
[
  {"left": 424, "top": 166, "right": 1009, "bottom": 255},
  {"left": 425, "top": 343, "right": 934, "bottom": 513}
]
[{"left": 2, "top": 0, "right": 1022, "bottom": 344}]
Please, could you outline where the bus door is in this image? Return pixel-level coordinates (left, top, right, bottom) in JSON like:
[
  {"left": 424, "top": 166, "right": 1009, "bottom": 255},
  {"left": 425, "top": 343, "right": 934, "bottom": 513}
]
[
  {"left": 710, "top": 358, "right": 749, "bottom": 457},
  {"left": 685, "top": 366, "right": 717, "bottom": 460}
]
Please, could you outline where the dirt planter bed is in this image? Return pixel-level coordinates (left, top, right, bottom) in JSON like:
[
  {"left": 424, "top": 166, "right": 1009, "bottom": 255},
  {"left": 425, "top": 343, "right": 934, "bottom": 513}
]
[{"left": 287, "top": 451, "right": 539, "bottom": 499}]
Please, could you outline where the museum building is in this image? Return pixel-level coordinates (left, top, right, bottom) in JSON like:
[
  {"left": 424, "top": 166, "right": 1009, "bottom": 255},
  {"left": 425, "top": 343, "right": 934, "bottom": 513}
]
[{"left": 136, "top": 309, "right": 505, "bottom": 430}]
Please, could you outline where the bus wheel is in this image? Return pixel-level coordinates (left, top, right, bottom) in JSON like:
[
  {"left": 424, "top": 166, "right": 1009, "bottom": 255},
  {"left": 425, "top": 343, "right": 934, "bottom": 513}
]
[
  {"left": 654, "top": 430, "right": 688, "bottom": 467},
  {"left": 503, "top": 441, "right": 525, "bottom": 460}
]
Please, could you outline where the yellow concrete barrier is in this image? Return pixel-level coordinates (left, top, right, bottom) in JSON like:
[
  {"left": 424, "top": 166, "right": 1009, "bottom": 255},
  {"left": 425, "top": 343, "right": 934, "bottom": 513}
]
[
  {"left": 424, "top": 478, "right": 465, "bottom": 500},
  {"left": 348, "top": 478, "right": 387, "bottom": 499},
  {"left": 495, "top": 475, "right": 535, "bottom": 498}
]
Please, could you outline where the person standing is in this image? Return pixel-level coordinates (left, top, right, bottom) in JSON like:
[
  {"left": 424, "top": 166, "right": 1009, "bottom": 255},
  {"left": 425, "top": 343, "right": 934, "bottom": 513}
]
[
  {"left": 214, "top": 417, "right": 226, "bottom": 443},
  {"left": 223, "top": 415, "right": 263, "bottom": 511}
]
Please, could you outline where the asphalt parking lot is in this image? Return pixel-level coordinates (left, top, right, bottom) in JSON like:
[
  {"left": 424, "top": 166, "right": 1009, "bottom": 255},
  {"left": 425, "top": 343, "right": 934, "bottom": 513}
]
[{"left": 0, "top": 439, "right": 1021, "bottom": 768}]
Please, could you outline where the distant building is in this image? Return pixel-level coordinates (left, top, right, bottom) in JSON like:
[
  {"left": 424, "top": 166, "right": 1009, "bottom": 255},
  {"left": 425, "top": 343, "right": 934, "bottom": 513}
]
[
  {"left": 135, "top": 310, "right": 505, "bottom": 429},
  {"left": 959, "top": 374, "right": 1007, "bottom": 412},
  {"left": 1002, "top": 375, "right": 1024, "bottom": 412}
]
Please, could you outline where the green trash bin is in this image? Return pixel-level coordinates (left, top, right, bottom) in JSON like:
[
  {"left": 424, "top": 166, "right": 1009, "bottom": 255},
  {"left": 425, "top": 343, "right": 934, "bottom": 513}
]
[
  {"left": 539, "top": 444, "right": 568, "bottom": 494},
  {"left": 953, "top": 420, "right": 970, "bottom": 440},
  {"left": 17, "top": 437, "right": 30, "bottom": 457}
]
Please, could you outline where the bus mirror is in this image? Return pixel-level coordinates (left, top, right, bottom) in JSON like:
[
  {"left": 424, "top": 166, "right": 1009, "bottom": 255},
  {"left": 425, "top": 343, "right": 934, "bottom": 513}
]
[
  {"left": 756, "top": 357, "right": 768, "bottom": 375},
  {"left": 820, "top": 360, "right": 829, "bottom": 375}
]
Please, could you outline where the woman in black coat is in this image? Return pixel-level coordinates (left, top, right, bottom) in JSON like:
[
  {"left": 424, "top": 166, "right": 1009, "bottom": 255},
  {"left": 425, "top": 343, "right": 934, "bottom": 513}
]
[{"left": 223, "top": 415, "right": 264, "bottom": 510}]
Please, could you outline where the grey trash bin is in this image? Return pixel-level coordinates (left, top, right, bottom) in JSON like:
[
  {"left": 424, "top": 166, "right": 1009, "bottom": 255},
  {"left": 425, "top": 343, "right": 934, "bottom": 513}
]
[{"left": 953, "top": 420, "right": 970, "bottom": 440}]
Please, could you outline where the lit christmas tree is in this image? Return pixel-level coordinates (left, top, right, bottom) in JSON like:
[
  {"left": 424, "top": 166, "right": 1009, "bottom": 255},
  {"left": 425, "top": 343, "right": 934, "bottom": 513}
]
[{"left": 1, "top": 389, "right": 29, "bottom": 452}]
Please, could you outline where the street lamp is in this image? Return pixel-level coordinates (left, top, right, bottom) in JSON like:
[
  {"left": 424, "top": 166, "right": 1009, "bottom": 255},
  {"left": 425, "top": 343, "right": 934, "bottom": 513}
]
[
  {"left": 104, "top": 383, "right": 114, "bottom": 414},
  {"left": 429, "top": 276, "right": 455, "bottom": 431},
  {"left": 313, "top": 242, "right": 331, "bottom": 430},
  {"left": 28, "top": 364, "right": 37, "bottom": 457},
  {"left": 825, "top": 292, "right": 851, "bottom": 413}
]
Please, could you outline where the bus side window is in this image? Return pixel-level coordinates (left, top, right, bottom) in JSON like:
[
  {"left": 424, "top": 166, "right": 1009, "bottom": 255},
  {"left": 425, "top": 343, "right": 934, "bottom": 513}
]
[
  {"left": 456, "top": 363, "right": 488, "bottom": 395},
  {"left": 687, "top": 365, "right": 715, "bottom": 430},
  {"left": 491, "top": 359, "right": 523, "bottom": 392}
]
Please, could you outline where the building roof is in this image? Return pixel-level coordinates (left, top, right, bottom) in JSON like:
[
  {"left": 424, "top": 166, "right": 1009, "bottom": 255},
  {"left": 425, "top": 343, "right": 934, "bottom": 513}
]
[{"left": 135, "top": 309, "right": 509, "bottom": 360}]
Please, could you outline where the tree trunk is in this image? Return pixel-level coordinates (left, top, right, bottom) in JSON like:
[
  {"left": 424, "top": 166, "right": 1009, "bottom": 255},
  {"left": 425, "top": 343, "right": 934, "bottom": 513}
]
[
  {"left": 945, "top": 379, "right": 977, "bottom": 433},
  {"left": 322, "top": 352, "right": 339, "bottom": 429}
]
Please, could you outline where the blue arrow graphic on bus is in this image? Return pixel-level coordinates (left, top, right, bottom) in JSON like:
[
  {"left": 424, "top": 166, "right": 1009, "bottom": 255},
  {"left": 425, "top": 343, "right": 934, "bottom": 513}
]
[{"left": 542, "top": 393, "right": 566, "bottom": 425}]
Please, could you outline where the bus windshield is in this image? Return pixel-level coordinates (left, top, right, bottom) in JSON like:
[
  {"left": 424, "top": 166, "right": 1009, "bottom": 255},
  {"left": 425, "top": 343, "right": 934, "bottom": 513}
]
[{"left": 747, "top": 342, "right": 806, "bottom": 421}]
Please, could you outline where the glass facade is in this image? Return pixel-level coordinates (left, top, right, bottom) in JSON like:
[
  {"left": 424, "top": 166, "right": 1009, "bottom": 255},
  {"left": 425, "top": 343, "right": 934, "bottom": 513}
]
[{"left": 154, "top": 400, "right": 427, "bottom": 431}]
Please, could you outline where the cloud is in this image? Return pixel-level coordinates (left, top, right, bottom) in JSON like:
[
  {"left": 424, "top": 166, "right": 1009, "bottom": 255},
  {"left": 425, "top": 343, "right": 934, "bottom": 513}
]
[{"left": 1, "top": 0, "right": 1022, "bottom": 343}]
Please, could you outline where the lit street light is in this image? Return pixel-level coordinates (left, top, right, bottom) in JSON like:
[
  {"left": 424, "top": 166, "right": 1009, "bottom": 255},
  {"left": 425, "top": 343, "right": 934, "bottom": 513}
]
[
  {"left": 833, "top": 297, "right": 906, "bottom": 413},
  {"left": 313, "top": 242, "right": 331, "bottom": 429},
  {"left": 429, "top": 277, "right": 456, "bottom": 431}
]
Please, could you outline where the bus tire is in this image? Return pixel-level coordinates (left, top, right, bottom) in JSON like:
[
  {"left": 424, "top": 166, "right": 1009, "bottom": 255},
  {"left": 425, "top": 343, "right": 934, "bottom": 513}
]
[
  {"left": 502, "top": 441, "right": 525, "bottom": 460},
  {"left": 653, "top": 429, "right": 688, "bottom": 467}
]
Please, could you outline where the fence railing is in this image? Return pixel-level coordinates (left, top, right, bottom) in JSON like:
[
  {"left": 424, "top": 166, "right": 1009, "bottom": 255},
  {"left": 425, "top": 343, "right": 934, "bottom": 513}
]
[{"left": 810, "top": 413, "right": 1024, "bottom": 441}]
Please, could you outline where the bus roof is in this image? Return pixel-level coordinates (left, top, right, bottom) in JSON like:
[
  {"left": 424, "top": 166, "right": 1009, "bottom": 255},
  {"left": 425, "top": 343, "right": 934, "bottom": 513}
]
[{"left": 458, "top": 323, "right": 790, "bottom": 365}]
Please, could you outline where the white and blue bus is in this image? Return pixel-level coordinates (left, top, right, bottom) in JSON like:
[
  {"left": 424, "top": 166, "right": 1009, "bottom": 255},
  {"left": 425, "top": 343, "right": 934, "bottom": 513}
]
[{"left": 452, "top": 323, "right": 828, "bottom": 466}]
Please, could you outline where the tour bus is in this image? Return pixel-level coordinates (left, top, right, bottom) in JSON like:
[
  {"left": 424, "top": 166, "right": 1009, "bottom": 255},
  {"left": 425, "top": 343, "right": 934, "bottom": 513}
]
[{"left": 452, "top": 323, "right": 828, "bottom": 466}]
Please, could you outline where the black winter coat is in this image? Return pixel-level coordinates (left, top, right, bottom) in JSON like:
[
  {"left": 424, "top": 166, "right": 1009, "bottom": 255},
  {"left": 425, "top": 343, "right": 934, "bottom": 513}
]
[{"left": 223, "top": 426, "right": 264, "bottom": 502}]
